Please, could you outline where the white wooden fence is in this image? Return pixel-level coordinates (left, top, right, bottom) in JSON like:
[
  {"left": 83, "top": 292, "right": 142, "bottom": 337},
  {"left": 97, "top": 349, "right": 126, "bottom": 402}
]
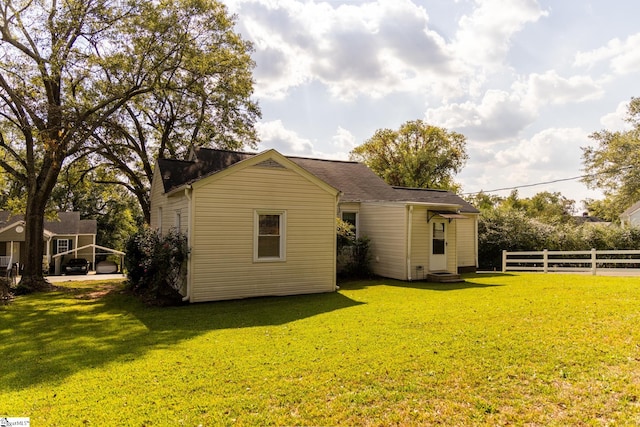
[{"left": 502, "top": 249, "right": 640, "bottom": 275}]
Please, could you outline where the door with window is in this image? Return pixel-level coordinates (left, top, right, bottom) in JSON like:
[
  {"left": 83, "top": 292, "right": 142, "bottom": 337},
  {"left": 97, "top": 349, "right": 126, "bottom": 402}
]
[{"left": 430, "top": 219, "right": 447, "bottom": 271}]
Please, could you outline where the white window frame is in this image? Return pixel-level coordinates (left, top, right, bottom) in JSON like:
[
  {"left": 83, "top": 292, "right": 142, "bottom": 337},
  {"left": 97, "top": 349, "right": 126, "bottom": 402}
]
[
  {"left": 157, "top": 207, "right": 163, "bottom": 233},
  {"left": 341, "top": 211, "right": 359, "bottom": 238},
  {"left": 56, "top": 239, "right": 71, "bottom": 254},
  {"left": 175, "top": 210, "right": 182, "bottom": 231},
  {"left": 254, "top": 210, "right": 286, "bottom": 262}
]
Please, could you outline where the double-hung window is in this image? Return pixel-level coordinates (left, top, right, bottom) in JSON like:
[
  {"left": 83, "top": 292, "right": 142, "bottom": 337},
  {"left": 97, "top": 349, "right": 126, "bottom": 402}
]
[
  {"left": 255, "top": 210, "right": 286, "bottom": 261},
  {"left": 56, "top": 239, "right": 71, "bottom": 254}
]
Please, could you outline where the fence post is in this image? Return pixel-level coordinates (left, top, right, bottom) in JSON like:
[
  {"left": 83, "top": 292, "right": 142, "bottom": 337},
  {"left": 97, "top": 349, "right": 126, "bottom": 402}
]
[
  {"left": 502, "top": 250, "right": 507, "bottom": 273},
  {"left": 543, "top": 249, "right": 548, "bottom": 273},
  {"left": 591, "top": 248, "right": 597, "bottom": 275}
]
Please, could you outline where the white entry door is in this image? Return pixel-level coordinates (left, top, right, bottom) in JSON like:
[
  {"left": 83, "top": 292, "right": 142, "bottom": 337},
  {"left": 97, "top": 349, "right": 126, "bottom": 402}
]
[{"left": 430, "top": 219, "right": 447, "bottom": 271}]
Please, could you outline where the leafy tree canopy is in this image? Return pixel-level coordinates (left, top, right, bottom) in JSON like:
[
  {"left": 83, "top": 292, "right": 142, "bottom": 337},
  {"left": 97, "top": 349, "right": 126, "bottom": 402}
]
[
  {"left": 582, "top": 97, "right": 640, "bottom": 218},
  {"left": 466, "top": 190, "right": 575, "bottom": 224},
  {"left": 350, "top": 120, "right": 468, "bottom": 192},
  {"left": 50, "top": 159, "right": 143, "bottom": 250},
  {"left": 0, "top": 0, "right": 259, "bottom": 291},
  {"left": 87, "top": 0, "right": 260, "bottom": 222}
]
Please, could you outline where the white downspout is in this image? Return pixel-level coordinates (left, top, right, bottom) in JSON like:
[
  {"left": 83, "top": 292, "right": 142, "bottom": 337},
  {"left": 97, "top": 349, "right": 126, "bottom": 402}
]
[
  {"left": 474, "top": 215, "right": 479, "bottom": 269},
  {"left": 406, "top": 205, "right": 413, "bottom": 281},
  {"left": 182, "top": 186, "right": 193, "bottom": 302},
  {"left": 333, "top": 192, "right": 341, "bottom": 291}
]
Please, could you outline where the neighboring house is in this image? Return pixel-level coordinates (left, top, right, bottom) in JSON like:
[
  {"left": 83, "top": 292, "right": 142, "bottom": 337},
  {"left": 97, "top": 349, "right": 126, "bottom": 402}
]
[
  {"left": 620, "top": 201, "right": 640, "bottom": 227},
  {"left": 0, "top": 211, "right": 97, "bottom": 273},
  {"left": 150, "top": 148, "right": 479, "bottom": 302},
  {"left": 573, "top": 212, "right": 611, "bottom": 226}
]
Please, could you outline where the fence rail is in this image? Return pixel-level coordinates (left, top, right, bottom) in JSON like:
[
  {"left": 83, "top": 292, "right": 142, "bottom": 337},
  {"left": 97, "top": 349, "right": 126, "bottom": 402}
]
[{"left": 502, "top": 249, "right": 640, "bottom": 275}]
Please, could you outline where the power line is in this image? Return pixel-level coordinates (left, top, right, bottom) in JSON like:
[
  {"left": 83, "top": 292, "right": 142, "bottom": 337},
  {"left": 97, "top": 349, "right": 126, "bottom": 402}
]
[{"left": 462, "top": 166, "right": 633, "bottom": 196}]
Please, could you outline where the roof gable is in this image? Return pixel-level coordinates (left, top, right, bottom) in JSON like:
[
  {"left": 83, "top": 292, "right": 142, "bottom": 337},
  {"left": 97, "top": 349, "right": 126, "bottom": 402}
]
[{"left": 188, "top": 149, "right": 340, "bottom": 197}]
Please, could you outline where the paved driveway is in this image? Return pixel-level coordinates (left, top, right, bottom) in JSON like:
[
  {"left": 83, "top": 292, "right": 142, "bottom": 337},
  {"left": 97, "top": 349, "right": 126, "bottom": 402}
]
[{"left": 46, "top": 273, "right": 126, "bottom": 282}]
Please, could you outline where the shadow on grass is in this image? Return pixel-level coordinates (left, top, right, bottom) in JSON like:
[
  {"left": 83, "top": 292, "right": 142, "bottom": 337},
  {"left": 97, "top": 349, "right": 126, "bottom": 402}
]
[
  {"left": 471, "top": 272, "right": 516, "bottom": 278},
  {"left": 338, "top": 274, "right": 508, "bottom": 292},
  {"left": 0, "top": 281, "right": 363, "bottom": 391},
  {"left": 134, "top": 289, "right": 365, "bottom": 332},
  {"left": 386, "top": 280, "right": 504, "bottom": 292}
]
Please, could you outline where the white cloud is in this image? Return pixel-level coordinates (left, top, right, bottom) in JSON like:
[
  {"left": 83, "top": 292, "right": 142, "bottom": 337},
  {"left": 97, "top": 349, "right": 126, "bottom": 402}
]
[
  {"left": 522, "top": 70, "right": 604, "bottom": 106},
  {"left": 599, "top": 100, "right": 633, "bottom": 131},
  {"left": 331, "top": 127, "right": 357, "bottom": 152},
  {"left": 229, "top": 0, "right": 468, "bottom": 101},
  {"left": 453, "top": 0, "right": 548, "bottom": 70},
  {"left": 426, "top": 89, "right": 537, "bottom": 141},
  {"left": 426, "top": 70, "right": 603, "bottom": 142},
  {"left": 459, "top": 127, "right": 597, "bottom": 200},
  {"left": 255, "top": 120, "right": 315, "bottom": 155},
  {"left": 574, "top": 32, "right": 640, "bottom": 75},
  {"left": 255, "top": 121, "right": 357, "bottom": 160},
  {"left": 493, "top": 127, "right": 586, "bottom": 171}
]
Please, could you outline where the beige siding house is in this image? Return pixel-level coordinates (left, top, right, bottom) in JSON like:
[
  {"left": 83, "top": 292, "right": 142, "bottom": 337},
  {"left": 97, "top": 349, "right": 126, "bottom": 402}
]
[
  {"left": 151, "top": 149, "right": 340, "bottom": 302},
  {"left": 289, "top": 157, "right": 479, "bottom": 281},
  {"left": 620, "top": 201, "right": 640, "bottom": 227},
  {"left": 150, "top": 148, "right": 480, "bottom": 302}
]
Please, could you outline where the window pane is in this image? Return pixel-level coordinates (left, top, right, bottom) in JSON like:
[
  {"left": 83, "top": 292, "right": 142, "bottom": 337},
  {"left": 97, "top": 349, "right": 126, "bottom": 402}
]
[
  {"left": 259, "top": 215, "right": 280, "bottom": 235},
  {"left": 57, "top": 240, "right": 69, "bottom": 253},
  {"left": 258, "top": 214, "right": 281, "bottom": 258},
  {"left": 342, "top": 212, "right": 357, "bottom": 236},
  {"left": 433, "top": 239, "right": 445, "bottom": 255},
  {"left": 342, "top": 212, "right": 356, "bottom": 226},
  {"left": 258, "top": 236, "right": 280, "bottom": 257},
  {"left": 433, "top": 223, "right": 445, "bottom": 255}
]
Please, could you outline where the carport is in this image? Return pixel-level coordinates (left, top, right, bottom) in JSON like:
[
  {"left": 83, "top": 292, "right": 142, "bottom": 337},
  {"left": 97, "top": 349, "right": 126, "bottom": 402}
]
[{"left": 52, "top": 244, "right": 125, "bottom": 275}]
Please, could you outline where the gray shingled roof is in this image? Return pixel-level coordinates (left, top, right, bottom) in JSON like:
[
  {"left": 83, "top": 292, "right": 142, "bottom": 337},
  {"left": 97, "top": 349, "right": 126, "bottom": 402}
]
[
  {"left": 391, "top": 187, "right": 479, "bottom": 213},
  {"left": 158, "top": 149, "right": 255, "bottom": 193},
  {"left": 157, "top": 148, "right": 478, "bottom": 212},
  {"left": 0, "top": 211, "right": 97, "bottom": 234},
  {"left": 288, "top": 156, "right": 399, "bottom": 202}
]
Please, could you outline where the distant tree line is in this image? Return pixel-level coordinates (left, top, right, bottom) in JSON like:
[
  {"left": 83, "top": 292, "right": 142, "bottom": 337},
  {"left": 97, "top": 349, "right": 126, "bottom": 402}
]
[{"left": 469, "top": 190, "right": 640, "bottom": 270}]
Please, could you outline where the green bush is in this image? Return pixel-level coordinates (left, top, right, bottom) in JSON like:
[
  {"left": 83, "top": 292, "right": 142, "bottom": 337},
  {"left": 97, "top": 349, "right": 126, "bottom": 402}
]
[
  {"left": 478, "top": 209, "right": 640, "bottom": 269},
  {"left": 125, "top": 228, "right": 189, "bottom": 305},
  {"left": 0, "top": 276, "right": 13, "bottom": 303},
  {"left": 336, "top": 218, "right": 372, "bottom": 278}
]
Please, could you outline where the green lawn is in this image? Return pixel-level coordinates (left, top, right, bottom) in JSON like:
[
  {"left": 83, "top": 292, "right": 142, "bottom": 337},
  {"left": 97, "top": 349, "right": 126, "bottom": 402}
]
[{"left": 1, "top": 274, "right": 639, "bottom": 426}]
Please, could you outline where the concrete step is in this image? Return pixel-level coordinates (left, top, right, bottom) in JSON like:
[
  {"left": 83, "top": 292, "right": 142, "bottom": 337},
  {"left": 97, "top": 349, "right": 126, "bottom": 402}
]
[{"left": 426, "top": 272, "right": 465, "bottom": 283}]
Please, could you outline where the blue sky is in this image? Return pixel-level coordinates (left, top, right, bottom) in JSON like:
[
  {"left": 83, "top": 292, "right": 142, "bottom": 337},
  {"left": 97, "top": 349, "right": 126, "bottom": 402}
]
[{"left": 222, "top": 0, "right": 640, "bottom": 207}]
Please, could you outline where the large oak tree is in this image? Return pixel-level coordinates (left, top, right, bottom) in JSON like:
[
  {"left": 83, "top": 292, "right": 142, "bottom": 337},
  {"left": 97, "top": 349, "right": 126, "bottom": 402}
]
[
  {"left": 88, "top": 0, "right": 259, "bottom": 223},
  {"left": 0, "top": 0, "right": 258, "bottom": 292},
  {"left": 350, "top": 120, "right": 468, "bottom": 192}
]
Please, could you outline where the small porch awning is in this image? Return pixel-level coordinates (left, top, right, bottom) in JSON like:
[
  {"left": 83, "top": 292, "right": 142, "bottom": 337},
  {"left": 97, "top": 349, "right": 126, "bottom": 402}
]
[{"left": 427, "top": 210, "right": 469, "bottom": 222}]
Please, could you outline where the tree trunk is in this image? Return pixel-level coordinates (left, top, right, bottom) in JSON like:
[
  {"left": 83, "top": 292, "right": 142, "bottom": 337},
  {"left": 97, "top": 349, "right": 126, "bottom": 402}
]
[
  {"left": 15, "top": 154, "right": 62, "bottom": 294},
  {"left": 15, "top": 195, "right": 52, "bottom": 293}
]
